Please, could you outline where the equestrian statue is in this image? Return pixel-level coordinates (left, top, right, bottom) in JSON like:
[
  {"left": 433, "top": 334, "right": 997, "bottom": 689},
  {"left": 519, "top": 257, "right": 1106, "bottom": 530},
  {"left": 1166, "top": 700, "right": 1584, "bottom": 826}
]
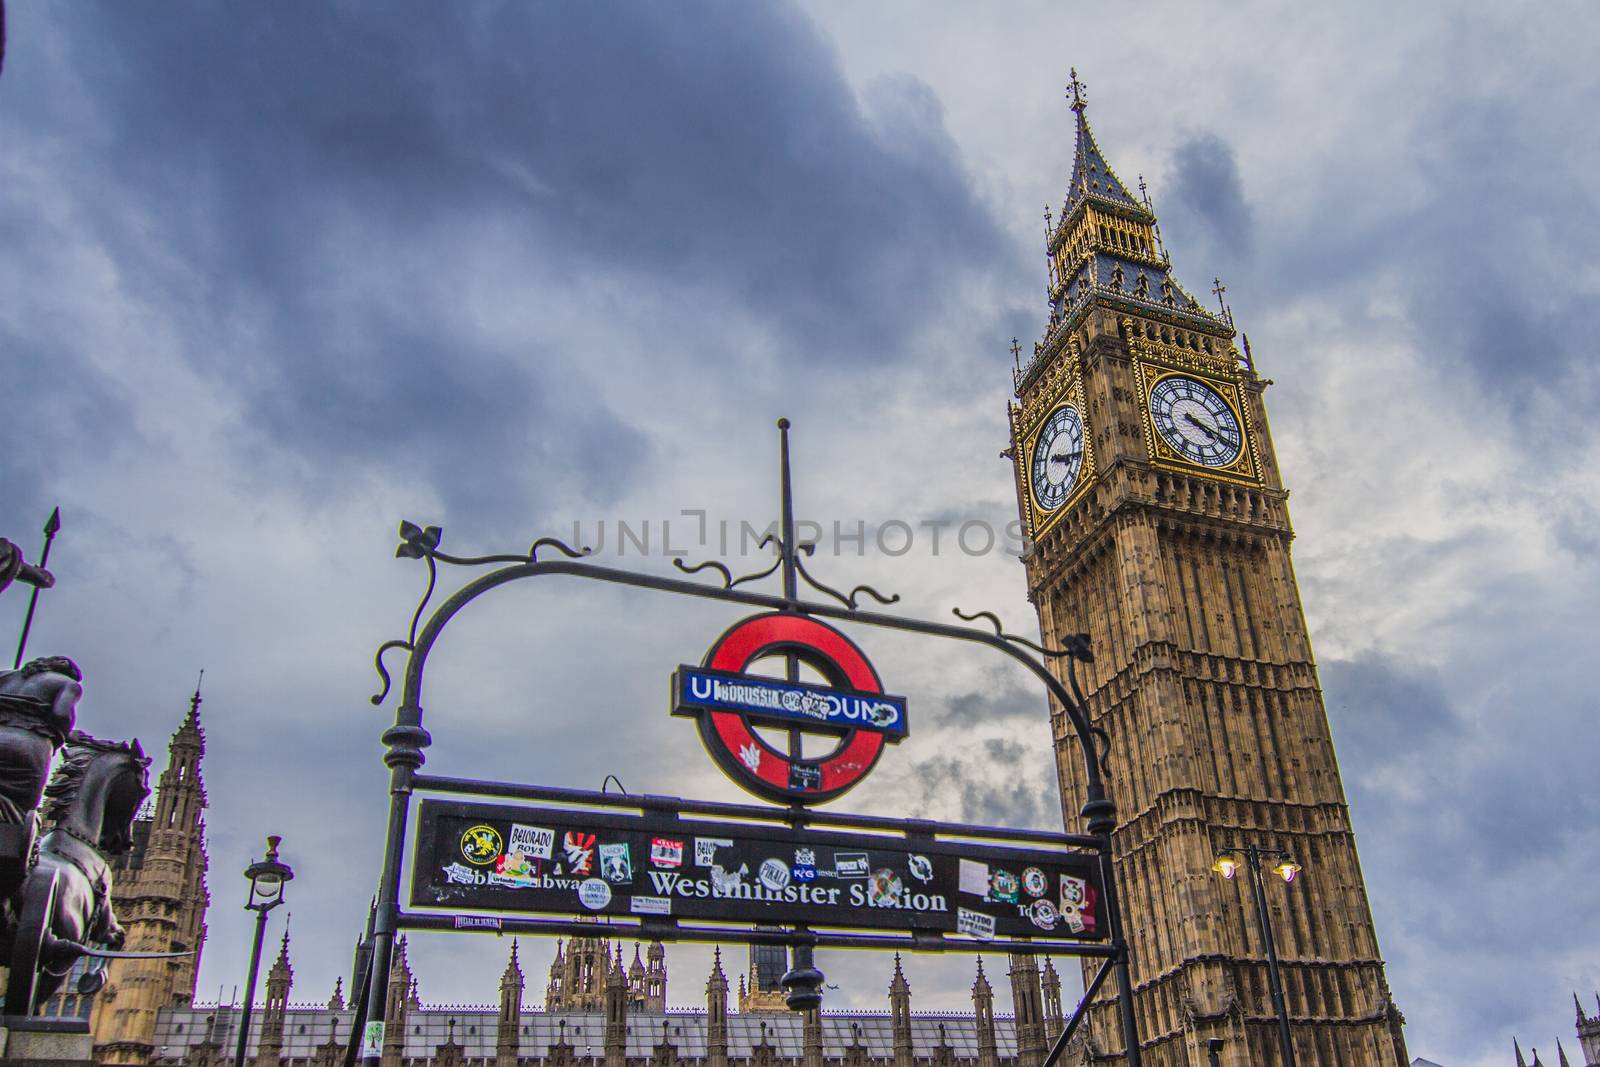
[{"left": 0, "top": 657, "right": 184, "bottom": 1017}]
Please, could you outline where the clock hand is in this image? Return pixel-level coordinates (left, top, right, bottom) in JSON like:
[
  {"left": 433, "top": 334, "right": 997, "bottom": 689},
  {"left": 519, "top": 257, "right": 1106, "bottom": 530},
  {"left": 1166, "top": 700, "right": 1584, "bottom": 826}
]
[
  {"left": 1182, "top": 412, "right": 1218, "bottom": 441},
  {"left": 1049, "top": 450, "right": 1082, "bottom": 465}
]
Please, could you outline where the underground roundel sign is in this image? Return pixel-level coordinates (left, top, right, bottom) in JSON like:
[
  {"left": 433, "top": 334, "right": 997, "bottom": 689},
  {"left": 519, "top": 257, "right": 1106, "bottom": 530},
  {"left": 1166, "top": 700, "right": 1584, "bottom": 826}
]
[{"left": 672, "top": 613, "right": 909, "bottom": 805}]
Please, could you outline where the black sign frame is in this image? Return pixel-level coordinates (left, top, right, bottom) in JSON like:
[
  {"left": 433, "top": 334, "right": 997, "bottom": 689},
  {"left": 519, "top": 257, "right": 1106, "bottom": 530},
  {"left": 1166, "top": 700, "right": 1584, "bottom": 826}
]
[
  {"left": 357, "top": 421, "right": 1146, "bottom": 1067},
  {"left": 405, "top": 787, "right": 1107, "bottom": 952}
]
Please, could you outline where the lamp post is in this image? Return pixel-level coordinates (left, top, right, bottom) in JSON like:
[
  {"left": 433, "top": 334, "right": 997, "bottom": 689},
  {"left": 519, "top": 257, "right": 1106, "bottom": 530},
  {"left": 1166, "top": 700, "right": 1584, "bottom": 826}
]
[
  {"left": 235, "top": 835, "right": 293, "bottom": 1067},
  {"left": 1213, "top": 844, "right": 1302, "bottom": 1067}
]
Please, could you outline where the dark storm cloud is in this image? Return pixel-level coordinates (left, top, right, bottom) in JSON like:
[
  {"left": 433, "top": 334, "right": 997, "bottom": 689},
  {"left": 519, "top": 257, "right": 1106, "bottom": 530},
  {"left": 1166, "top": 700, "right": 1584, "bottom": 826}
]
[
  {"left": 1390, "top": 95, "right": 1598, "bottom": 405},
  {"left": 1163, "top": 131, "right": 1255, "bottom": 263},
  {"left": 907, "top": 736, "right": 1058, "bottom": 831},
  {"left": 1321, "top": 652, "right": 1462, "bottom": 766},
  {"left": 1321, "top": 646, "right": 1600, "bottom": 1050},
  {"left": 3, "top": 2, "right": 1005, "bottom": 525},
  {"left": 0, "top": 331, "right": 136, "bottom": 508},
  {"left": 1220, "top": 89, "right": 1597, "bottom": 420}
]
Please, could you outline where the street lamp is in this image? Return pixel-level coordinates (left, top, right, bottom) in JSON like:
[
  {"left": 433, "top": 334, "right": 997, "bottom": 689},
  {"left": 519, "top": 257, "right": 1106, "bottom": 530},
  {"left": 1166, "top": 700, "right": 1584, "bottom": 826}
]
[
  {"left": 1212, "top": 844, "right": 1300, "bottom": 1067},
  {"left": 235, "top": 835, "right": 294, "bottom": 1067}
]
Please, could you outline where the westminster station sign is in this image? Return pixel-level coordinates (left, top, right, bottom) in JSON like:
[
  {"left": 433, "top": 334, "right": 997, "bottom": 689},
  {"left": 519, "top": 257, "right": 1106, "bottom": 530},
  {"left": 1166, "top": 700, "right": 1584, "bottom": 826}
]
[{"left": 412, "top": 799, "right": 1103, "bottom": 941}]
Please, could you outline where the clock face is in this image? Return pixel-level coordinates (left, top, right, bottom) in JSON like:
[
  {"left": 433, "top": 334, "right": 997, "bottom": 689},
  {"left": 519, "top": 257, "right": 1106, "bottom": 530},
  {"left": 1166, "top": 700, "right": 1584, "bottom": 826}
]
[
  {"left": 1149, "top": 376, "right": 1243, "bottom": 468},
  {"left": 1029, "top": 405, "right": 1085, "bottom": 511}
]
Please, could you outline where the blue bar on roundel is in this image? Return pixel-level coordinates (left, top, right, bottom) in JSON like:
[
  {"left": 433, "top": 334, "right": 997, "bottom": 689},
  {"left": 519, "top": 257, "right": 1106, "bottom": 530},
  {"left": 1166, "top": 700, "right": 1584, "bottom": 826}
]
[{"left": 672, "top": 666, "right": 909, "bottom": 739}]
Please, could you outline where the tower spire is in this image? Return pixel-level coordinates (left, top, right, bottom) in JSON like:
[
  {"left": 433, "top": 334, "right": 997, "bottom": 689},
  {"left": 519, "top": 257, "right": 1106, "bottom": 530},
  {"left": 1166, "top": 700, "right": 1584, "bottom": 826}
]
[{"left": 1025, "top": 67, "right": 1231, "bottom": 391}]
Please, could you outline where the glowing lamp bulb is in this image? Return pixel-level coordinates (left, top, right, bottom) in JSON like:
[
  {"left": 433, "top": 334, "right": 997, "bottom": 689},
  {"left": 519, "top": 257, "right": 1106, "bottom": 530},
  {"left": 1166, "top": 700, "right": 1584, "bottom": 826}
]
[
  {"left": 1273, "top": 859, "right": 1302, "bottom": 884},
  {"left": 1213, "top": 854, "right": 1241, "bottom": 880}
]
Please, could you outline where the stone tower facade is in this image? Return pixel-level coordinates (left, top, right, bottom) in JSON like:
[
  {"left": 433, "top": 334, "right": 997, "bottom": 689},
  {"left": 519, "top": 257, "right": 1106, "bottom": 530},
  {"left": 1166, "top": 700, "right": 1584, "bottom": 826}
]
[
  {"left": 547, "top": 933, "right": 611, "bottom": 1012},
  {"left": 1040, "top": 960, "right": 1064, "bottom": 1033},
  {"left": 1576, "top": 994, "right": 1600, "bottom": 1066},
  {"left": 604, "top": 947, "right": 628, "bottom": 1067},
  {"left": 973, "top": 958, "right": 1000, "bottom": 1067},
  {"left": 92, "top": 687, "right": 210, "bottom": 1064},
  {"left": 498, "top": 941, "right": 525, "bottom": 1067},
  {"left": 1006, "top": 78, "right": 1407, "bottom": 1065},
  {"left": 255, "top": 931, "right": 293, "bottom": 1067},
  {"left": 706, "top": 949, "right": 730, "bottom": 1067},
  {"left": 381, "top": 935, "right": 415, "bottom": 1067},
  {"left": 1006, "top": 954, "right": 1046, "bottom": 1067},
  {"left": 889, "top": 955, "right": 913, "bottom": 1067},
  {"left": 545, "top": 932, "right": 668, "bottom": 1013}
]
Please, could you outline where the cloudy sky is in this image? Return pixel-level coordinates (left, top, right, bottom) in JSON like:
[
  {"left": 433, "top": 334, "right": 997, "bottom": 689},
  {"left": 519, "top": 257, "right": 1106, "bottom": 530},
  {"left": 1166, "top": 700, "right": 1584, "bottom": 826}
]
[{"left": 3, "top": 3, "right": 1597, "bottom": 1064}]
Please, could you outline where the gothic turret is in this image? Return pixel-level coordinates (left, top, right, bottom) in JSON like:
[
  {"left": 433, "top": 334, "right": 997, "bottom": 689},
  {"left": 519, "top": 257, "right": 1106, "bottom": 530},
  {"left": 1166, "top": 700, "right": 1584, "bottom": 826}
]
[
  {"left": 706, "top": 949, "right": 730, "bottom": 1067},
  {"left": 1040, "top": 958, "right": 1063, "bottom": 1032},
  {"left": 604, "top": 945, "right": 628, "bottom": 1067},
  {"left": 381, "top": 936, "right": 413, "bottom": 1067},
  {"left": 547, "top": 939, "right": 565, "bottom": 1006},
  {"left": 498, "top": 940, "right": 524, "bottom": 1067},
  {"left": 802, "top": 1007, "right": 823, "bottom": 1067},
  {"left": 256, "top": 928, "right": 294, "bottom": 1067},
  {"left": 350, "top": 897, "right": 377, "bottom": 1000},
  {"left": 973, "top": 957, "right": 999, "bottom": 1067},
  {"left": 1578, "top": 993, "right": 1600, "bottom": 1066},
  {"left": 890, "top": 954, "right": 914, "bottom": 1067},
  {"left": 1008, "top": 953, "right": 1046, "bottom": 1067},
  {"left": 90, "top": 682, "right": 211, "bottom": 1065},
  {"left": 551, "top": 930, "right": 612, "bottom": 1011},
  {"left": 645, "top": 938, "right": 668, "bottom": 1010}
]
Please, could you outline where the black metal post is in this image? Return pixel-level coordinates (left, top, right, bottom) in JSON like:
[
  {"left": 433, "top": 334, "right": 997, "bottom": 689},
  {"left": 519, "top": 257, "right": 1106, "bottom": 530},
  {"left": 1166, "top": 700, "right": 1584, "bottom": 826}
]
[
  {"left": 233, "top": 908, "right": 269, "bottom": 1067},
  {"left": 1062, "top": 641, "right": 1142, "bottom": 1067},
  {"left": 361, "top": 704, "right": 430, "bottom": 1067},
  {"left": 1244, "top": 849, "right": 1297, "bottom": 1067}
]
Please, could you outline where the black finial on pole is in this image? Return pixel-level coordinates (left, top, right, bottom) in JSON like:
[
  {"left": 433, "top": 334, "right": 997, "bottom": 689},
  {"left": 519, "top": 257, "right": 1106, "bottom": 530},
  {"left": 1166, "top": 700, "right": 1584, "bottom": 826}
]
[
  {"left": 1067, "top": 68, "right": 1087, "bottom": 114},
  {"left": 12, "top": 506, "right": 61, "bottom": 669},
  {"left": 777, "top": 418, "right": 798, "bottom": 605}
]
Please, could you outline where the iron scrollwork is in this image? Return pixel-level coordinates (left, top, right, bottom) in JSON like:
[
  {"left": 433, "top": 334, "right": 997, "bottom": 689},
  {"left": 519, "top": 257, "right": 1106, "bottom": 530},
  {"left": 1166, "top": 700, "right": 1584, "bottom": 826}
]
[
  {"left": 355, "top": 419, "right": 1145, "bottom": 1067},
  {"left": 371, "top": 522, "right": 593, "bottom": 704}
]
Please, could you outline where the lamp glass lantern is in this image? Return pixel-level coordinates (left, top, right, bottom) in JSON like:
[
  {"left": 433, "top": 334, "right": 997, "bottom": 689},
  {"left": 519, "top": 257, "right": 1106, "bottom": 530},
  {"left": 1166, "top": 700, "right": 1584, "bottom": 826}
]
[
  {"left": 1212, "top": 852, "right": 1243, "bottom": 880},
  {"left": 244, "top": 834, "right": 295, "bottom": 911}
]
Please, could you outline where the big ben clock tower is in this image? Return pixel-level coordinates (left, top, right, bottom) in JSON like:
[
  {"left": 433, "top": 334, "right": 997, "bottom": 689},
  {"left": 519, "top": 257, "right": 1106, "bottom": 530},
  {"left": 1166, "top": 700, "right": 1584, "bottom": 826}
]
[{"left": 1009, "top": 75, "right": 1409, "bottom": 1066}]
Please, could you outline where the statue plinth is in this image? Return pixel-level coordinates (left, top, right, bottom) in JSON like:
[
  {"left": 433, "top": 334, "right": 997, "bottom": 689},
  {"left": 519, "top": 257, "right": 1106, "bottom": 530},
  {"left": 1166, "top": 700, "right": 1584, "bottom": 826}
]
[{"left": 0, "top": 1016, "right": 94, "bottom": 1065}]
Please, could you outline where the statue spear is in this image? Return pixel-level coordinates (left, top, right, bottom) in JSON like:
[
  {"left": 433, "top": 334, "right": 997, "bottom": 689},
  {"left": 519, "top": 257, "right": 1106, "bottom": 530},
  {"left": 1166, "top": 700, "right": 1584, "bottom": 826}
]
[{"left": 12, "top": 507, "right": 60, "bottom": 669}]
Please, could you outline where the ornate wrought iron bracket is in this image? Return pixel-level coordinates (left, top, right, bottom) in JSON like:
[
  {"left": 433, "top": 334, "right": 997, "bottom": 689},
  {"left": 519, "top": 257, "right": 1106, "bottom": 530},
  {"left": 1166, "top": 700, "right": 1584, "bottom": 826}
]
[{"left": 356, "top": 418, "right": 1145, "bottom": 1067}]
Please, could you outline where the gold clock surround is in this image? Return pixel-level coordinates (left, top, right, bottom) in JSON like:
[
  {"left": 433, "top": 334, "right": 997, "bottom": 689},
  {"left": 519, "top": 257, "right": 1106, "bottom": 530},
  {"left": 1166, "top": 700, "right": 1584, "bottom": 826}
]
[
  {"left": 1132, "top": 352, "right": 1260, "bottom": 485},
  {"left": 1015, "top": 374, "right": 1095, "bottom": 541}
]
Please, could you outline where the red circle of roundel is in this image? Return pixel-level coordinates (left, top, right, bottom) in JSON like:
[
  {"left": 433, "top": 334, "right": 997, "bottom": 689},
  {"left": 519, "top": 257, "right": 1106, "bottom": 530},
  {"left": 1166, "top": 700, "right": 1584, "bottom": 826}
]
[{"left": 694, "top": 612, "right": 889, "bottom": 805}]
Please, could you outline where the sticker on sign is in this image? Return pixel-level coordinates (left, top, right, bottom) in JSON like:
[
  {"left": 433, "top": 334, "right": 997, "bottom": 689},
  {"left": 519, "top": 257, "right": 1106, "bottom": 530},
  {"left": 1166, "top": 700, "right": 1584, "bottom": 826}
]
[
  {"left": 957, "top": 907, "right": 996, "bottom": 941},
  {"left": 578, "top": 878, "right": 612, "bottom": 910},
  {"left": 694, "top": 838, "right": 732, "bottom": 866},
  {"left": 630, "top": 895, "right": 673, "bottom": 915},
  {"left": 509, "top": 824, "right": 555, "bottom": 860}
]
